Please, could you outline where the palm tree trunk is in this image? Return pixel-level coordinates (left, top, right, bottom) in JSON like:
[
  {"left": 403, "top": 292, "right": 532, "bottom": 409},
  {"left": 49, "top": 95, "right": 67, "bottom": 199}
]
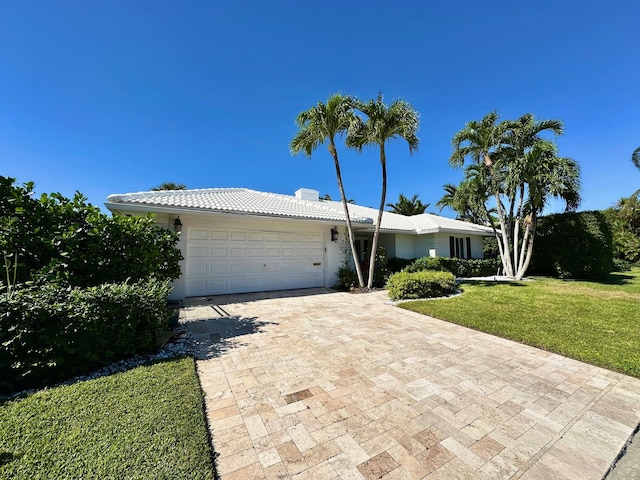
[
  {"left": 516, "top": 212, "right": 537, "bottom": 280},
  {"left": 367, "top": 144, "right": 387, "bottom": 289},
  {"left": 513, "top": 187, "right": 525, "bottom": 271},
  {"left": 494, "top": 193, "right": 514, "bottom": 277},
  {"left": 330, "top": 140, "right": 365, "bottom": 287}
]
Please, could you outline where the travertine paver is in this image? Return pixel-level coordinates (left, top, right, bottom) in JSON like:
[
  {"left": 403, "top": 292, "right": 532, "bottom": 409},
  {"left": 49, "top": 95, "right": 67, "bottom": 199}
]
[{"left": 181, "top": 288, "right": 640, "bottom": 479}]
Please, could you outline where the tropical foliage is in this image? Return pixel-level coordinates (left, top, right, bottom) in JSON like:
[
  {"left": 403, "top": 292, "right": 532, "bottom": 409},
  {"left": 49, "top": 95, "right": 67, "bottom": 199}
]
[
  {"left": 386, "top": 193, "right": 429, "bottom": 215},
  {"left": 605, "top": 196, "right": 640, "bottom": 265},
  {"left": 290, "top": 94, "right": 366, "bottom": 287},
  {"left": 348, "top": 94, "right": 420, "bottom": 288},
  {"left": 448, "top": 112, "right": 581, "bottom": 280},
  {"left": 632, "top": 146, "right": 640, "bottom": 197},
  {"left": 151, "top": 182, "right": 187, "bottom": 191}
]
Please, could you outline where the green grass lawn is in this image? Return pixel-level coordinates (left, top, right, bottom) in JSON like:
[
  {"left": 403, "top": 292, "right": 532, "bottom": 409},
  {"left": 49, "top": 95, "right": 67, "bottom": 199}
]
[
  {"left": 0, "top": 357, "right": 216, "bottom": 480},
  {"left": 400, "top": 267, "right": 640, "bottom": 377}
]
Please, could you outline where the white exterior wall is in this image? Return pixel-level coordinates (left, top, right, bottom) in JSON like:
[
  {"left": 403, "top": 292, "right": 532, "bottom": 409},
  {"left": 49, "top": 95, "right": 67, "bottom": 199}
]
[
  {"left": 415, "top": 235, "right": 435, "bottom": 258},
  {"left": 394, "top": 234, "right": 416, "bottom": 259},
  {"left": 377, "top": 234, "right": 396, "bottom": 258}
]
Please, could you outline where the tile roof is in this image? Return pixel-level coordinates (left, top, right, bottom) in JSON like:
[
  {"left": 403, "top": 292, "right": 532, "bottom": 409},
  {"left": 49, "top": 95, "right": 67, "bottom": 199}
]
[{"left": 105, "top": 188, "right": 494, "bottom": 235}]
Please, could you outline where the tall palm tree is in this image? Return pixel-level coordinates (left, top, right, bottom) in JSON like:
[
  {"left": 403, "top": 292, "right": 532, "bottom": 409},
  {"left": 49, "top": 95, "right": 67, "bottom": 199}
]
[
  {"left": 349, "top": 94, "right": 419, "bottom": 288},
  {"left": 290, "top": 94, "right": 366, "bottom": 288},
  {"left": 151, "top": 182, "right": 187, "bottom": 191},
  {"left": 450, "top": 111, "right": 577, "bottom": 279},
  {"left": 386, "top": 193, "right": 429, "bottom": 216},
  {"left": 632, "top": 147, "right": 640, "bottom": 197}
]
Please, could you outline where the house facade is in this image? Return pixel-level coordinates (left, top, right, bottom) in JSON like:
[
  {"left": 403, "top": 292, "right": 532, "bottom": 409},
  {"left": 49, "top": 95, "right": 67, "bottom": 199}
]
[{"left": 105, "top": 187, "right": 494, "bottom": 299}]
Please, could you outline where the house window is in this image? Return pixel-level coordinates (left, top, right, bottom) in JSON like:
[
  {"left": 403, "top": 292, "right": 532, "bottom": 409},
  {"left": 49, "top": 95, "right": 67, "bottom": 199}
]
[{"left": 449, "top": 236, "right": 472, "bottom": 259}]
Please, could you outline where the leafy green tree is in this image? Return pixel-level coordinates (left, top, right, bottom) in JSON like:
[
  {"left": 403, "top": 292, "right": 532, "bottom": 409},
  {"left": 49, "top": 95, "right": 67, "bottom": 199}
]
[
  {"left": 349, "top": 94, "right": 419, "bottom": 288},
  {"left": 436, "top": 179, "right": 493, "bottom": 224},
  {"left": 0, "top": 176, "right": 182, "bottom": 290},
  {"left": 386, "top": 194, "right": 429, "bottom": 215},
  {"left": 449, "top": 112, "right": 580, "bottom": 279},
  {"left": 290, "top": 94, "right": 366, "bottom": 288},
  {"left": 151, "top": 182, "right": 187, "bottom": 191}
]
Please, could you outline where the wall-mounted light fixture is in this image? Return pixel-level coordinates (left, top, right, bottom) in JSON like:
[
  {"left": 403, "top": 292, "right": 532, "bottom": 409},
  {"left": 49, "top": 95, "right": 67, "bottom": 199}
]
[
  {"left": 331, "top": 227, "right": 339, "bottom": 242},
  {"left": 173, "top": 216, "right": 183, "bottom": 232}
]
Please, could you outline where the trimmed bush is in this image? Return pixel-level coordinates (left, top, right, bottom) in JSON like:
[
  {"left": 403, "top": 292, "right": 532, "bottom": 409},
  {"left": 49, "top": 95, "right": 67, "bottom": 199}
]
[
  {"left": 387, "top": 270, "right": 457, "bottom": 300},
  {"left": 335, "top": 267, "right": 358, "bottom": 290},
  {"left": 0, "top": 278, "right": 172, "bottom": 394},
  {"left": 404, "top": 256, "right": 500, "bottom": 277},
  {"left": 387, "top": 257, "right": 415, "bottom": 274},
  {"left": 531, "top": 210, "right": 614, "bottom": 279}
]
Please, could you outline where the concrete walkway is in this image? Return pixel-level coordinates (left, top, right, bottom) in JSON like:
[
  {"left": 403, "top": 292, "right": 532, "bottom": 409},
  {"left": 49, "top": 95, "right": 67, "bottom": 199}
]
[{"left": 181, "top": 288, "right": 640, "bottom": 479}]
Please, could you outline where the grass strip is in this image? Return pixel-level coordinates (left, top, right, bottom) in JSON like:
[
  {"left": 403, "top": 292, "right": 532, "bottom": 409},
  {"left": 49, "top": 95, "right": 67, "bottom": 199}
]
[
  {"left": 0, "top": 357, "right": 215, "bottom": 480},
  {"left": 400, "top": 268, "right": 640, "bottom": 377}
]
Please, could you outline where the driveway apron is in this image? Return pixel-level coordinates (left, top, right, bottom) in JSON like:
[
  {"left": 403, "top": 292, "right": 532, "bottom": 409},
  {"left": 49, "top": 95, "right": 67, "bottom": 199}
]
[{"left": 181, "top": 288, "right": 640, "bottom": 479}]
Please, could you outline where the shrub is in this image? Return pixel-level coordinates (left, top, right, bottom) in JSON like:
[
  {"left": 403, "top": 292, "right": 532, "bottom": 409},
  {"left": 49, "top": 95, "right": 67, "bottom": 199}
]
[
  {"left": 531, "top": 210, "right": 614, "bottom": 279},
  {"left": 612, "top": 258, "right": 634, "bottom": 272},
  {"left": 335, "top": 267, "right": 358, "bottom": 290},
  {"left": 387, "top": 257, "right": 415, "bottom": 274},
  {"left": 404, "top": 256, "right": 500, "bottom": 277},
  {"left": 0, "top": 176, "right": 182, "bottom": 290},
  {"left": 0, "top": 278, "right": 172, "bottom": 394},
  {"left": 386, "top": 270, "right": 457, "bottom": 300},
  {"left": 372, "top": 246, "right": 390, "bottom": 288}
]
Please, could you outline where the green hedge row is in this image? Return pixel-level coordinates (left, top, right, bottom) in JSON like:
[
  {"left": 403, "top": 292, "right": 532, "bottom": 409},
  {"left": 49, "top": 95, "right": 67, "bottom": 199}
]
[
  {"left": 531, "top": 210, "right": 614, "bottom": 279},
  {"left": 404, "top": 256, "right": 500, "bottom": 277},
  {"left": 0, "top": 278, "right": 172, "bottom": 394},
  {"left": 387, "top": 270, "right": 457, "bottom": 300}
]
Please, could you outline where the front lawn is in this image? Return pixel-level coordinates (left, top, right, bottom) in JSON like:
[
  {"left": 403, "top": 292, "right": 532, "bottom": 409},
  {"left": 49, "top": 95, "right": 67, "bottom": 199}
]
[
  {"left": 400, "top": 267, "right": 640, "bottom": 377},
  {"left": 0, "top": 357, "right": 216, "bottom": 480}
]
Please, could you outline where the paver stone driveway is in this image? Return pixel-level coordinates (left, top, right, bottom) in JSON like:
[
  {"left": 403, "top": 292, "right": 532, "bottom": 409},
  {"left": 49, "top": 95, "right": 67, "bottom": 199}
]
[{"left": 181, "top": 288, "right": 640, "bottom": 479}]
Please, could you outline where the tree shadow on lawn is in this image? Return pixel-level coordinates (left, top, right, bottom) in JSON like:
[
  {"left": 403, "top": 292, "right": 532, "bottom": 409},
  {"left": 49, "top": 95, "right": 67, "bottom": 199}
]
[
  {"left": 588, "top": 272, "right": 636, "bottom": 286},
  {"left": 185, "top": 315, "right": 279, "bottom": 360}
]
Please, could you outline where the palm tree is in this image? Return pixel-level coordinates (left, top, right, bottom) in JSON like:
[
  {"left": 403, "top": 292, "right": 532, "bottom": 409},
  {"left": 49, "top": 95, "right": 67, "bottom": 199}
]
[
  {"left": 436, "top": 179, "right": 492, "bottom": 224},
  {"left": 349, "top": 94, "right": 419, "bottom": 288},
  {"left": 290, "top": 94, "right": 366, "bottom": 288},
  {"left": 151, "top": 182, "right": 187, "bottom": 191},
  {"left": 386, "top": 194, "right": 429, "bottom": 216},
  {"left": 632, "top": 147, "right": 640, "bottom": 197},
  {"left": 450, "top": 111, "right": 578, "bottom": 279}
]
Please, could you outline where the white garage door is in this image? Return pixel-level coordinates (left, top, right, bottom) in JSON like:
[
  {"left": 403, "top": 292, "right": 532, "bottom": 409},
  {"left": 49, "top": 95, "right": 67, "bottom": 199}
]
[{"left": 185, "top": 227, "right": 325, "bottom": 296}]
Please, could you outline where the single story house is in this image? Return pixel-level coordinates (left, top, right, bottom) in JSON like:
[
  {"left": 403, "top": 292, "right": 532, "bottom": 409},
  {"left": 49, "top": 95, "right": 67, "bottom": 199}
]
[{"left": 105, "top": 187, "right": 495, "bottom": 299}]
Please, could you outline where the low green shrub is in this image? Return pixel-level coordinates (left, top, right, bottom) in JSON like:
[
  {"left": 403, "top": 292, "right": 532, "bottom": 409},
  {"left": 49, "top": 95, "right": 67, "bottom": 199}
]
[
  {"left": 404, "top": 256, "right": 500, "bottom": 277},
  {"left": 613, "top": 258, "right": 634, "bottom": 272},
  {"left": 335, "top": 267, "right": 358, "bottom": 290},
  {"left": 387, "top": 270, "right": 457, "bottom": 300},
  {"left": 0, "top": 278, "right": 172, "bottom": 394}
]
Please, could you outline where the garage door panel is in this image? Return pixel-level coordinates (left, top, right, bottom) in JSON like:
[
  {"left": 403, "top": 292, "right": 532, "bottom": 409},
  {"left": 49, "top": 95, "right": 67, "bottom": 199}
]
[
  {"left": 230, "top": 264, "right": 246, "bottom": 274},
  {"left": 186, "top": 226, "right": 325, "bottom": 296},
  {"left": 190, "top": 229, "right": 208, "bottom": 240},
  {"left": 188, "top": 263, "right": 208, "bottom": 277},
  {"left": 210, "top": 230, "right": 228, "bottom": 241},
  {"left": 211, "top": 263, "right": 227, "bottom": 274},
  {"left": 211, "top": 247, "right": 228, "bottom": 257},
  {"left": 189, "top": 246, "right": 208, "bottom": 257}
]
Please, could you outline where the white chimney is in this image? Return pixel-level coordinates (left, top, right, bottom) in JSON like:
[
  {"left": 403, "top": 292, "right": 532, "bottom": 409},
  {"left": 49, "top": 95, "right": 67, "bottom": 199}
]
[{"left": 295, "top": 188, "right": 319, "bottom": 201}]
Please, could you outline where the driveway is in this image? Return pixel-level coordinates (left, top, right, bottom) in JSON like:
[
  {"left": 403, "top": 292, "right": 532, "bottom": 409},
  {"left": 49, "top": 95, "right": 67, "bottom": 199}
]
[{"left": 181, "top": 288, "right": 640, "bottom": 479}]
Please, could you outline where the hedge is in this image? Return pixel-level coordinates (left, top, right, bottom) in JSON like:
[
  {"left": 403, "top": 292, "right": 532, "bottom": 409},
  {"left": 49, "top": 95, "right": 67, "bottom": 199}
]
[
  {"left": 387, "top": 270, "right": 457, "bottom": 300},
  {"left": 0, "top": 278, "right": 172, "bottom": 394},
  {"left": 404, "top": 256, "right": 500, "bottom": 277},
  {"left": 531, "top": 210, "right": 614, "bottom": 279}
]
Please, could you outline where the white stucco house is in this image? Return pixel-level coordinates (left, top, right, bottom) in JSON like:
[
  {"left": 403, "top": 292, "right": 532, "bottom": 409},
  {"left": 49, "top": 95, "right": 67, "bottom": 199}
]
[{"left": 105, "top": 187, "right": 494, "bottom": 300}]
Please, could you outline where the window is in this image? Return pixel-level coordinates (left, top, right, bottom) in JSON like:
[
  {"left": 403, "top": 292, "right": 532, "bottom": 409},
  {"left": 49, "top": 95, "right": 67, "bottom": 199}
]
[{"left": 449, "top": 236, "right": 472, "bottom": 259}]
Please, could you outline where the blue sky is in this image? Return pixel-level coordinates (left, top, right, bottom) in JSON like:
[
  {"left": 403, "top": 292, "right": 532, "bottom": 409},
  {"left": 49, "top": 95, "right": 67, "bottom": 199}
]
[{"left": 1, "top": 1, "right": 638, "bottom": 215}]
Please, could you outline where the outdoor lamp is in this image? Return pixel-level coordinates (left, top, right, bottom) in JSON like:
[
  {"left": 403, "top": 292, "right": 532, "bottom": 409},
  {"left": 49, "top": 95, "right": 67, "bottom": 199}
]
[
  {"left": 331, "top": 227, "right": 339, "bottom": 242},
  {"left": 173, "top": 216, "right": 183, "bottom": 232}
]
